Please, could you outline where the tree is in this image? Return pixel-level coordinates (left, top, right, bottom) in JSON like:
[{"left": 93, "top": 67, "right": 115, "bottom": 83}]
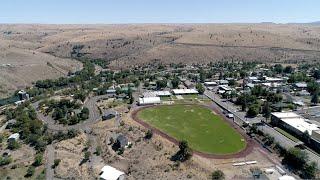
[
  {"left": 156, "top": 80, "right": 167, "bottom": 90},
  {"left": 282, "top": 148, "right": 308, "bottom": 171},
  {"left": 79, "top": 107, "right": 89, "bottom": 120},
  {"left": 274, "top": 64, "right": 283, "bottom": 74},
  {"left": 302, "top": 161, "right": 318, "bottom": 179},
  {"left": 247, "top": 104, "right": 260, "bottom": 117},
  {"left": 33, "top": 153, "right": 43, "bottom": 166},
  {"left": 307, "top": 81, "right": 319, "bottom": 95},
  {"left": 115, "top": 87, "right": 121, "bottom": 95},
  {"left": 228, "top": 79, "right": 237, "bottom": 87},
  {"left": 284, "top": 66, "right": 294, "bottom": 74},
  {"left": 211, "top": 170, "right": 225, "bottom": 180},
  {"left": 196, "top": 83, "right": 205, "bottom": 95},
  {"left": 171, "top": 77, "right": 180, "bottom": 89},
  {"left": 177, "top": 140, "right": 192, "bottom": 162},
  {"left": 262, "top": 102, "right": 271, "bottom": 119},
  {"left": 263, "top": 134, "right": 274, "bottom": 146},
  {"left": 311, "top": 91, "right": 319, "bottom": 105},
  {"left": 145, "top": 129, "right": 153, "bottom": 139},
  {"left": 199, "top": 69, "right": 205, "bottom": 83},
  {"left": 313, "top": 69, "right": 320, "bottom": 79}
]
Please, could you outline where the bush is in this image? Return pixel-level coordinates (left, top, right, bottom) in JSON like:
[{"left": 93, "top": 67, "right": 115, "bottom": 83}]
[
  {"left": 145, "top": 129, "right": 153, "bottom": 139},
  {"left": 95, "top": 146, "right": 102, "bottom": 156},
  {"left": 33, "top": 153, "right": 43, "bottom": 166},
  {"left": 7, "top": 140, "right": 20, "bottom": 150},
  {"left": 52, "top": 159, "right": 61, "bottom": 169},
  {"left": 0, "top": 156, "right": 12, "bottom": 166},
  {"left": 25, "top": 166, "right": 35, "bottom": 177},
  {"left": 211, "top": 170, "right": 225, "bottom": 180}
]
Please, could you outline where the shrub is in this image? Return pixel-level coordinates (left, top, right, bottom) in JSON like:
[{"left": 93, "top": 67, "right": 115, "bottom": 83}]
[
  {"left": 7, "top": 140, "right": 20, "bottom": 150},
  {"left": 52, "top": 159, "right": 61, "bottom": 169},
  {"left": 33, "top": 153, "right": 43, "bottom": 166},
  {"left": 145, "top": 129, "right": 153, "bottom": 139},
  {"left": 25, "top": 166, "right": 35, "bottom": 177},
  {"left": 211, "top": 170, "right": 225, "bottom": 180}
]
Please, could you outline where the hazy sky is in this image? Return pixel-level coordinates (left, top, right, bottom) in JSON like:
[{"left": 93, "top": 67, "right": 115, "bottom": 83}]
[{"left": 1, "top": 0, "right": 320, "bottom": 24}]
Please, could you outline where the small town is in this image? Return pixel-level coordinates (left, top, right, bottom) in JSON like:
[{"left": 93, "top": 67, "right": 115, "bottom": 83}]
[
  {"left": 0, "top": 59, "right": 320, "bottom": 179},
  {"left": 1, "top": 1, "right": 320, "bottom": 179}
]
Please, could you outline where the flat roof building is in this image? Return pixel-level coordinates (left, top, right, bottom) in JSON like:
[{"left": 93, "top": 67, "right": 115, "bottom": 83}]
[
  {"left": 138, "top": 97, "right": 161, "bottom": 105},
  {"left": 143, "top": 91, "right": 171, "bottom": 97},
  {"left": 172, "top": 89, "right": 199, "bottom": 95},
  {"left": 271, "top": 112, "right": 319, "bottom": 136}
]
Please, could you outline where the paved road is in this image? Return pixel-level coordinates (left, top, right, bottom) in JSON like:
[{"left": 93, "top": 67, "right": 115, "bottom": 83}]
[
  {"left": 257, "top": 124, "right": 301, "bottom": 149},
  {"left": 45, "top": 144, "right": 54, "bottom": 180},
  {"left": 204, "top": 90, "right": 262, "bottom": 124}
]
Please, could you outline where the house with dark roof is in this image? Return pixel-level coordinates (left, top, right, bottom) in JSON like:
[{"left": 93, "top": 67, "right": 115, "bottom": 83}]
[
  {"left": 102, "top": 110, "right": 118, "bottom": 120},
  {"left": 116, "top": 134, "right": 128, "bottom": 149}
]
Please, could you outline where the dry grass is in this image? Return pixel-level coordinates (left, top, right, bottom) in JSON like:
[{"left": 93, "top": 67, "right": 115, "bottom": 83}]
[{"left": 1, "top": 23, "right": 320, "bottom": 97}]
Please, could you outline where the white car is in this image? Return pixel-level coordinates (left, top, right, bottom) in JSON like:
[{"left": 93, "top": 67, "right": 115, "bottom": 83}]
[{"left": 227, "top": 113, "right": 234, "bottom": 118}]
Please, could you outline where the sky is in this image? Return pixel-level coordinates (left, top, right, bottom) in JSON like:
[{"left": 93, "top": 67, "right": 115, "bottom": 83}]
[{"left": 1, "top": 0, "right": 320, "bottom": 24}]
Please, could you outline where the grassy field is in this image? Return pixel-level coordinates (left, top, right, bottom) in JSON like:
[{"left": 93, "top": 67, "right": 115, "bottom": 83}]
[{"left": 137, "top": 104, "right": 246, "bottom": 155}]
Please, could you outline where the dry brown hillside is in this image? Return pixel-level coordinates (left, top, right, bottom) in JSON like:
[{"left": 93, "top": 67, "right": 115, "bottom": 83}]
[{"left": 1, "top": 23, "right": 320, "bottom": 97}]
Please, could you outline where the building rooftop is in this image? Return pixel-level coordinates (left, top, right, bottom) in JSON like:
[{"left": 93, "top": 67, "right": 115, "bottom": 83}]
[
  {"left": 295, "top": 82, "right": 308, "bottom": 88},
  {"left": 264, "top": 77, "right": 284, "bottom": 82},
  {"left": 272, "top": 112, "right": 319, "bottom": 135},
  {"left": 100, "top": 165, "right": 125, "bottom": 180},
  {"left": 139, "top": 97, "right": 161, "bottom": 105},
  {"left": 143, "top": 91, "right": 171, "bottom": 97},
  {"left": 172, "top": 89, "right": 199, "bottom": 94},
  {"left": 272, "top": 112, "right": 301, "bottom": 119}
]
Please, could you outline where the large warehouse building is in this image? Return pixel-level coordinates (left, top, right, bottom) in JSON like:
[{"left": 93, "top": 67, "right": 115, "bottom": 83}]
[{"left": 271, "top": 112, "right": 320, "bottom": 153}]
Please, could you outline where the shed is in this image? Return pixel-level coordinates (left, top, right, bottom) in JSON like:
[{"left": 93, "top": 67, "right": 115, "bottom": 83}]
[{"left": 100, "top": 165, "right": 125, "bottom": 180}]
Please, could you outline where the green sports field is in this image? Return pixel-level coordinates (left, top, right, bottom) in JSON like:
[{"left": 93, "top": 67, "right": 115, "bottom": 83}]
[{"left": 137, "top": 104, "right": 246, "bottom": 155}]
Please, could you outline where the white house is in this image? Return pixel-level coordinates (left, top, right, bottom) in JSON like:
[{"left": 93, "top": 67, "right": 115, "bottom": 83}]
[
  {"left": 100, "top": 165, "right": 125, "bottom": 180},
  {"left": 138, "top": 97, "right": 161, "bottom": 105}
]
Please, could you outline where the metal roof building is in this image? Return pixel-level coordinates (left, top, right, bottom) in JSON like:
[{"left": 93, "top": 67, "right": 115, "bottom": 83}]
[
  {"left": 271, "top": 112, "right": 319, "bottom": 135},
  {"left": 100, "top": 165, "right": 125, "bottom": 180},
  {"left": 138, "top": 97, "right": 161, "bottom": 105},
  {"left": 143, "top": 91, "right": 171, "bottom": 97},
  {"left": 172, "top": 89, "right": 199, "bottom": 95}
]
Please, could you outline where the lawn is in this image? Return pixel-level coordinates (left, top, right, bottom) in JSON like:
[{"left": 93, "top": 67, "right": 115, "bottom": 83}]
[{"left": 137, "top": 104, "right": 246, "bottom": 155}]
